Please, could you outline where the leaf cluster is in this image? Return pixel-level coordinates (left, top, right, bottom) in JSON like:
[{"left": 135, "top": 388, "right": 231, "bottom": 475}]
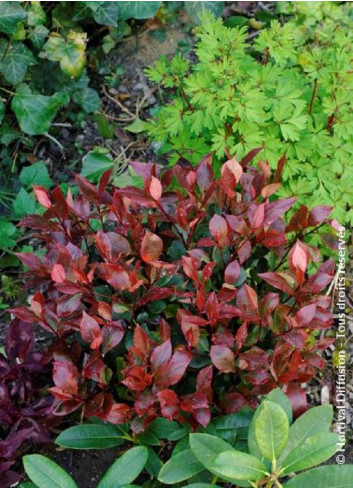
[
  {"left": 12, "top": 151, "right": 337, "bottom": 435},
  {"left": 145, "top": 3, "right": 353, "bottom": 225}
]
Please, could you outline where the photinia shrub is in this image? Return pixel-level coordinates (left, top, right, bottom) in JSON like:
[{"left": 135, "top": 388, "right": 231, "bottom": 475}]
[
  {"left": 12, "top": 149, "right": 337, "bottom": 433},
  {"left": 0, "top": 318, "right": 55, "bottom": 487}
]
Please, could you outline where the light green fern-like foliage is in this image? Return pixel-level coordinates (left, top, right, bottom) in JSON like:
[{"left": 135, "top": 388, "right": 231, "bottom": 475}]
[{"left": 145, "top": 2, "right": 353, "bottom": 225}]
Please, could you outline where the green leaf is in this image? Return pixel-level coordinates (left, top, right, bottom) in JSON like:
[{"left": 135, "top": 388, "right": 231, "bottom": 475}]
[
  {"left": 279, "top": 405, "right": 333, "bottom": 462},
  {"left": 84, "top": 1, "right": 120, "bottom": 26},
  {"left": 149, "top": 418, "right": 181, "bottom": 440},
  {"left": 20, "top": 161, "right": 53, "bottom": 189},
  {"left": 184, "top": 2, "right": 225, "bottom": 23},
  {"left": 118, "top": 2, "right": 162, "bottom": 20},
  {"left": 265, "top": 388, "right": 293, "bottom": 424},
  {"left": 0, "top": 219, "right": 17, "bottom": 249},
  {"left": 13, "top": 188, "right": 37, "bottom": 217},
  {"left": 81, "top": 150, "right": 114, "bottom": 181},
  {"left": 55, "top": 424, "right": 125, "bottom": 449},
  {"left": 12, "top": 86, "right": 69, "bottom": 136},
  {"left": 42, "top": 32, "right": 86, "bottom": 79},
  {"left": 0, "top": 40, "right": 35, "bottom": 85},
  {"left": 0, "top": 2, "right": 26, "bottom": 35},
  {"left": 158, "top": 449, "right": 204, "bottom": 484},
  {"left": 255, "top": 400, "right": 289, "bottom": 461},
  {"left": 284, "top": 464, "right": 353, "bottom": 488},
  {"left": 98, "top": 446, "right": 148, "bottom": 488},
  {"left": 77, "top": 87, "right": 100, "bottom": 113},
  {"left": 0, "top": 99, "right": 4, "bottom": 123},
  {"left": 23, "top": 455, "right": 77, "bottom": 488},
  {"left": 281, "top": 432, "right": 339, "bottom": 474},
  {"left": 125, "top": 118, "right": 148, "bottom": 134},
  {"left": 27, "top": 2, "right": 46, "bottom": 27},
  {"left": 209, "top": 450, "right": 268, "bottom": 482},
  {"left": 190, "top": 433, "right": 233, "bottom": 467}
]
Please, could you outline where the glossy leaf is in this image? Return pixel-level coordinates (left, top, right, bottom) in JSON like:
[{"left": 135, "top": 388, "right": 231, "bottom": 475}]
[
  {"left": 56, "top": 424, "right": 125, "bottom": 449},
  {"left": 255, "top": 401, "right": 289, "bottom": 461},
  {"left": 98, "top": 446, "right": 148, "bottom": 488},
  {"left": 23, "top": 455, "right": 77, "bottom": 488},
  {"left": 209, "top": 450, "right": 267, "bottom": 482}
]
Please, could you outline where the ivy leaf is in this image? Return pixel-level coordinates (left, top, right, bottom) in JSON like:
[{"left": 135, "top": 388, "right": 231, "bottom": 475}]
[
  {"left": 118, "top": 2, "right": 162, "bottom": 20},
  {"left": 0, "top": 219, "right": 17, "bottom": 249},
  {"left": 184, "top": 2, "right": 225, "bottom": 23},
  {"left": 0, "top": 40, "right": 36, "bottom": 85},
  {"left": 42, "top": 32, "right": 86, "bottom": 79},
  {"left": 0, "top": 2, "right": 26, "bottom": 36},
  {"left": 11, "top": 85, "right": 69, "bottom": 135},
  {"left": 74, "top": 87, "right": 100, "bottom": 113},
  {"left": 13, "top": 188, "right": 37, "bottom": 217},
  {"left": 0, "top": 100, "right": 4, "bottom": 123},
  {"left": 83, "top": 1, "right": 120, "bottom": 26},
  {"left": 81, "top": 150, "right": 114, "bottom": 182},
  {"left": 19, "top": 161, "right": 53, "bottom": 189}
]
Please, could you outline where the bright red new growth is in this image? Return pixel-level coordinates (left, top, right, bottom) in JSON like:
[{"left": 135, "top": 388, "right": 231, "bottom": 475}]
[{"left": 14, "top": 150, "right": 335, "bottom": 430}]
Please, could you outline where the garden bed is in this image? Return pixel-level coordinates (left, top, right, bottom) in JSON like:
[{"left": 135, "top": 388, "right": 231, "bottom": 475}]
[{"left": 0, "top": 2, "right": 352, "bottom": 488}]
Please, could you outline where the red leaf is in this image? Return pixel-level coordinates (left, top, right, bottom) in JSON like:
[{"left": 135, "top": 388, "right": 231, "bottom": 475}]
[
  {"left": 33, "top": 186, "right": 51, "bottom": 208},
  {"left": 209, "top": 214, "right": 228, "bottom": 246},
  {"left": 224, "top": 260, "right": 240, "bottom": 284},
  {"left": 249, "top": 203, "right": 265, "bottom": 228},
  {"left": 196, "top": 155, "right": 213, "bottom": 193},
  {"left": 155, "top": 349, "right": 192, "bottom": 387},
  {"left": 210, "top": 345, "right": 235, "bottom": 373},
  {"left": 221, "top": 391, "right": 248, "bottom": 413},
  {"left": 222, "top": 158, "right": 243, "bottom": 182},
  {"left": 284, "top": 383, "right": 308, "bottom": 418},
  {"left": 150, "top": 176, "right": 163, "bottom": 201},
  {"left": 151, "top": 340, "right": 172, "bottom": 372},
  {"left": 294, "top": 304, "right": 317, "bottom": 327},
  {"left": 16, "top": 252, "right": 42, "bottom": 270},
  {"left": 98, "top": 263, "right": 131, "bottom": 289},
  {"left": 102, "top": 322, "right": 124, "bottom": 355},
  {"left": 182, "top": 256, "right": 199, "bottom": 283},
  {"left": 235, "top": 322, "right": 248, "bottom": 352},
  {"left": 308, "top": 206, "right": 333, "bottom": 226},
  {"left": 133, "top": 325, "right": 150, "bottom": 360},
  {"left": 137, "top": 287, "right": 175, "bottom": 308},
  {"left": 51, "top": 264, "right": 66, "bottom": 283},
  {"left": 240, "top": 147, "right": 262, "bottom": 168},
  {"left": 5, "top": 319, "right": 34, "bottom": 362},
  {"left": 141, "top": 230, "right": 163, "bottom": 264},
  {"left": 80, "top": 311, "right": 102, "bottom": 349},
  {"left": 264, "top": 197, "right": 296, "bottom": 226},
  {"left": 51, "top": 361, "right": 79, "bottom": 400},
  {"left": 106, "top": 403, "right": 132, "bottom": 424},
  {"left": 158, "top": 390, "right": 180, "bottom": 420},
  {"left": 259, "top": 272, "right": 294, "bottom": 295},
  {"left": 273, "top": 154, "right": 286, "bottom": 183},
  {"left": 289, "top": 240, "right": 309, "bottom": 273},
  {"left": 95, "top": 231, "right": 131, "bottom": 262},
  {"left": 261, "top": 183, "right": 281, "bottom": 199}
]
